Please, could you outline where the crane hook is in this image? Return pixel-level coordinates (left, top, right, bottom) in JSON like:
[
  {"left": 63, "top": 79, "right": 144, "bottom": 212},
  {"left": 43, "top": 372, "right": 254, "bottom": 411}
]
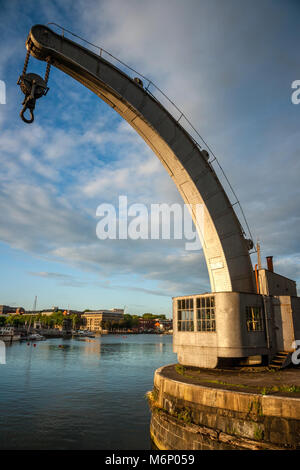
[
  {"left": 20, "top": 99, "right": 35, "bottom": 123},
  {"left": 17, "top": 73, "right": 49, "bottom": 124},
  {"left": 17, "top": 47, "right": 51, "bottom": 124}
]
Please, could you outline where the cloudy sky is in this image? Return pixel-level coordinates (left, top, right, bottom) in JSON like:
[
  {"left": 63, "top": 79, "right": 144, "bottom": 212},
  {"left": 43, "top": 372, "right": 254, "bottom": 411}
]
[{"left": 0, "top": 0, "right": 299, "bottom": 315}]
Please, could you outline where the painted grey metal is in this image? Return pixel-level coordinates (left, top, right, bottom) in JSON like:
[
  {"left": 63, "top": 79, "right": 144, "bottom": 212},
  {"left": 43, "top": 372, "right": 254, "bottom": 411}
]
[
  {"left": 26, "top": 24, "right": 255, "bottom": 293},
  {"left": 173, "top": 292, "right": 272, "bottom": 367}
]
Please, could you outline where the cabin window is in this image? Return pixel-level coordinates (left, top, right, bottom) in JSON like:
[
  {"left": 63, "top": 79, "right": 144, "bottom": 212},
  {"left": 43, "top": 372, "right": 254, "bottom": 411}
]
[
  {"left": 177, "top": 298, "right": 194, "bottom": 331},
  {"left": 196, "top": 296, "right": 216, "bottom": 332},
  {"left": 246, "top": 306, "right": 264, "bottom": 332}
]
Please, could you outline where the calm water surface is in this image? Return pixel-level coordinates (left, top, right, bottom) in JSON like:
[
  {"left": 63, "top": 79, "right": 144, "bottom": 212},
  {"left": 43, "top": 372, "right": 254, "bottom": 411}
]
[{"left": 0, "top": 334, "right": 176, "bottom": 449}]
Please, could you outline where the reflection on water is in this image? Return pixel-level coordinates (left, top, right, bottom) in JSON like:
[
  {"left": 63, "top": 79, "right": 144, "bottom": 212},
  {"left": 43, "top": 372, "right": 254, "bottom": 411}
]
[{"left": 0, "top": 335, "right": 176, "bottom": 450}]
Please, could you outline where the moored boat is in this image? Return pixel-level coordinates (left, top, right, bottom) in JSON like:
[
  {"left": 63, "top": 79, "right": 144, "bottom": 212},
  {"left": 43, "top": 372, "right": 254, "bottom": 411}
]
[
  {"left": 27, "top": 333, "right": 46, "bottom": 341},
  {"left": 0, "top": 327, "right": 21, "bottom": 342},
  {"left": 73, "top": 330, "right": 95, "bottom": 338}
]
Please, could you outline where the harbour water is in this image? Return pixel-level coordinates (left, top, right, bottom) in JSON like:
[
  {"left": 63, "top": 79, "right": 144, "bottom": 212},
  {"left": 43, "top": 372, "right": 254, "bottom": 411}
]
[{"left": 0, "top": 334, "right": 176, "bottom": 450}]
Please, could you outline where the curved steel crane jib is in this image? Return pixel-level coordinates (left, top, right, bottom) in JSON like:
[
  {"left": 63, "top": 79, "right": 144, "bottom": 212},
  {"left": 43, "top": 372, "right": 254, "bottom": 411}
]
[{"left": 20, "top": 24, "right": 255, "bottom": 294}]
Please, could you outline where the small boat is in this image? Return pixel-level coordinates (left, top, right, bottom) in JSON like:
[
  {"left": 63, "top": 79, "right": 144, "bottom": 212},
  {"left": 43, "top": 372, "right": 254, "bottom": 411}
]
[
  {"left": 27, "top": 333, "right": 46, "bottom": 341},
  {"left": 0, "top": 327, "right": 21, "bottom": 342},
  {"left": 73, "top": 330, "right": 95, "bottom": 338},
  {"left": 84, "top": 331, "right": 95, "bottom": 338}
]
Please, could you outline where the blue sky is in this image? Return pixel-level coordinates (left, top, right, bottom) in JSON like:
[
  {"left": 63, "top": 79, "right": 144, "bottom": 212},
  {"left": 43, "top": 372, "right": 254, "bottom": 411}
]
[{"left": 0, "top": 0, "right": 299, "bottom": 315}]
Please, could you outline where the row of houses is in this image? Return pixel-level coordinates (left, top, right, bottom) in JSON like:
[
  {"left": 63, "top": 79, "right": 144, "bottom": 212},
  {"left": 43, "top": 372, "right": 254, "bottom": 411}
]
[{"left": 138, "top": 318, "right": 173, "bottom": 332}]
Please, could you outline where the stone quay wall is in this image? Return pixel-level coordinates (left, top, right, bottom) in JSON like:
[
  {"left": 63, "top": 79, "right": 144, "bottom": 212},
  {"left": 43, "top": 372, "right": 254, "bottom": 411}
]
[{"left": 149, "top": 365, "right": 300, "bottom": 450}]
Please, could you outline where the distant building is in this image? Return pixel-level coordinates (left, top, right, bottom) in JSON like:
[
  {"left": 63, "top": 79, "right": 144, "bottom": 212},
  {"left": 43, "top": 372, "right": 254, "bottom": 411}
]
[
  {"left": 15, "top": 307, "right": 25, "bottom": 315},
  {"left": 157, "top": 319, "right": 173, "bottom": 331},
  {"left": 0, "top": 305, "right": 14, "bottom": 315},
  {"left": 0, "top": 305, "right": 24, "bottom": 315},
  {"left": 82, "top": 309, "right": 124, "bottom": 332},
  {"left": 138, "top": 318, "right": 172, "bottom": 332},
  {"left": 138, "top": 318, "right": 156, "bottom": 331}
]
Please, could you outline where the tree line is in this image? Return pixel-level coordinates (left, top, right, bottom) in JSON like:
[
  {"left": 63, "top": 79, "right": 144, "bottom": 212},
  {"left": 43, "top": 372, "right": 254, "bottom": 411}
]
[
  {"left": 0, "top": 312, "right": 168, "bottom": 330},
  {"left": 0, "top": 312, "right": 81, "bottom": 329}
]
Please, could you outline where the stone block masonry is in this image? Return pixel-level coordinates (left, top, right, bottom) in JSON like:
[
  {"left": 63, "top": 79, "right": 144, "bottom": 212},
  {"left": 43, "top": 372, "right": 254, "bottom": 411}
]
[{"left": 149, "top": 365, "right": 300, "bottom": 450}]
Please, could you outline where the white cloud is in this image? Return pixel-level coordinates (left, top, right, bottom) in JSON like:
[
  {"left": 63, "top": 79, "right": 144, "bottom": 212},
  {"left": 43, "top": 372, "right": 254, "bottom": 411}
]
[{"left": 0, "top": 100, "right": 206, "bottom": 297}]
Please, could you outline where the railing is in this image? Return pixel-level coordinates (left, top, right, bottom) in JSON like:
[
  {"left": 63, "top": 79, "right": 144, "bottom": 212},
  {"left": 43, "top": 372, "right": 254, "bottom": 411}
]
[{"left": 46, "top": 22, "right": 255, "bottom": 249}]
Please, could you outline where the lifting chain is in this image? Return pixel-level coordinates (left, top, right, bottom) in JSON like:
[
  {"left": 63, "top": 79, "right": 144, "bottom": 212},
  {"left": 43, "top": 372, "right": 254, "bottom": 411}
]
[
  {"left": 44, "top": 60, "right": 51, "bottom": 84},
  {"left": 17, "top": 42, "right": 51, "bottom": 124},
  {"left": 22, "top": 47, "right": 31, "bottom": 76}
]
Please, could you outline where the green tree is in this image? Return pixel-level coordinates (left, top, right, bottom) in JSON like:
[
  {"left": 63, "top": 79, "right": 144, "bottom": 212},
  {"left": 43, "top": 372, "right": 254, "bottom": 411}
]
[
  {"left": 50, "top": 311, "right": 64, "bottom": 326},
  {"left": 119, "top": 319, "right": 128, "bottom": 330},
  {"left": 131, "top": 315, "right": 139, "bottom": 328},
  {"left": 103, "top": 320, "right": 112, "bottom": 331},
  {"left": 70, "top": 314, "right": 82, "bottom": 329},
  {"left": 111, "top": 321, "right": 119, "bottom": 331},
  {"left": 5, "top": 316, "right": 21, "bottom": 327},
  {"left": 142, "top": 313, "right": 166, "bottom": 320}
]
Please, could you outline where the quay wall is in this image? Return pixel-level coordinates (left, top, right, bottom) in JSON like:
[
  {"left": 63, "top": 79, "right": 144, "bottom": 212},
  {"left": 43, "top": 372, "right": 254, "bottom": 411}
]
[{"left": 149, "top": 365, "right": 300, "bottom": 450}]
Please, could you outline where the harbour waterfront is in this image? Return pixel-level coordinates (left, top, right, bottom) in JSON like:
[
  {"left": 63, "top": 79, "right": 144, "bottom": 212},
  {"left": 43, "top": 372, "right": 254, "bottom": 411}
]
[{"left": 0, "top": 335, "right": 176, "bottom": 450}]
